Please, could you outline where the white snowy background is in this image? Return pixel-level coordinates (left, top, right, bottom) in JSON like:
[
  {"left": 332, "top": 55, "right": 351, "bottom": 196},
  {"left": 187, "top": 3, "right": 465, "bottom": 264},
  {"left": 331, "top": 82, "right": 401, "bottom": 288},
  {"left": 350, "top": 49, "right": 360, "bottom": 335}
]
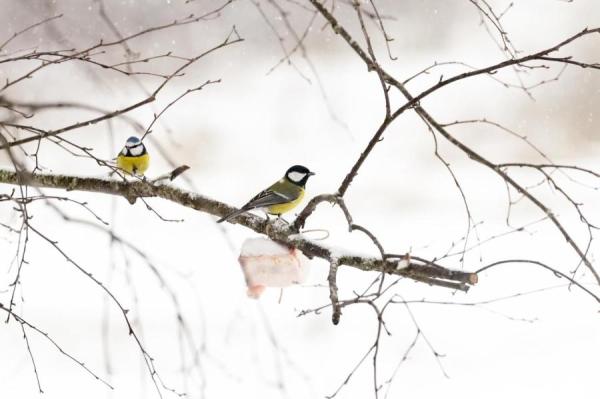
[{"left": 1, "top": 1, "right": 599, "bottom": 398}]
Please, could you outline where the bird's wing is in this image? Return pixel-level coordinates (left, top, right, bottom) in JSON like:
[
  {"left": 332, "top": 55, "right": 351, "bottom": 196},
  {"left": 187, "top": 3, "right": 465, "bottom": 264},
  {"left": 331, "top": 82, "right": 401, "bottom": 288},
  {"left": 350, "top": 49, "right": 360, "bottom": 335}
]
[
  {"left": 217, "top": 180, "right": 301, "bottom": 223},
  {"left": 242, "top": 187, "right": 294, "bottom": 210},
  {"left": 242, "top": 179, "right": 302, "bottom": 209}
]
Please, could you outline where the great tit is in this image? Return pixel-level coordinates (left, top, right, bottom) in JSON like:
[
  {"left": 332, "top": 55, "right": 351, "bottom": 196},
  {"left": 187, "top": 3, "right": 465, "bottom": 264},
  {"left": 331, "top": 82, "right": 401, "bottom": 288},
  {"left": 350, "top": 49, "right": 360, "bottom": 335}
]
[
  {"left": 217, "top": 165, "right": 315, "bottom": 223},
  {"left": 116, "top": 136, "right": 149, "bottom": 176}
]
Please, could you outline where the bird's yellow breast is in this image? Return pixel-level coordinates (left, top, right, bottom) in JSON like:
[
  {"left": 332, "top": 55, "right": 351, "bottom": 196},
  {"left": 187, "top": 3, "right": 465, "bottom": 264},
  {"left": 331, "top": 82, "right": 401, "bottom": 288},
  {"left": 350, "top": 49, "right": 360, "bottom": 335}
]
[
  {"left": 117, "top": 153, "right": 150, "bottom": 176},
  {"left": 267, "top": 188, "right": 305, "bottom": 215}
]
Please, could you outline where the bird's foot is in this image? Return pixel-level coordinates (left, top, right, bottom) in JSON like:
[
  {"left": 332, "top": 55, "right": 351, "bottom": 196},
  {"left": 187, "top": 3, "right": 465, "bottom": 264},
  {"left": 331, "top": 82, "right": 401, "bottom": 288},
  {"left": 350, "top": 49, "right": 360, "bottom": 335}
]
[{"left": 272, "top": 216, "right": 290, "bottom": 229}]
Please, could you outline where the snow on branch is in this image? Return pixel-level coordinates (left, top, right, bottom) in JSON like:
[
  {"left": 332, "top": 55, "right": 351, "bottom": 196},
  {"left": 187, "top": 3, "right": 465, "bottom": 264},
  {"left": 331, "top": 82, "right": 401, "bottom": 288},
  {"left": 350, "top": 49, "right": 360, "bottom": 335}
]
[{"left": 0, "top": 168, "right": 478, "bottom": 291}]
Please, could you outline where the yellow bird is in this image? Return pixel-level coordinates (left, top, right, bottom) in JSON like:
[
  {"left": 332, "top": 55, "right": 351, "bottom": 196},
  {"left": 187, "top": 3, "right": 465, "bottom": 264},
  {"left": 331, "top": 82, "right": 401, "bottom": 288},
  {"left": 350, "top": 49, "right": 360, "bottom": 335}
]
[
  {"left": 217, "top": 165, "right": 315, "bottom": 223},
  {"left": 116, "top": 136, "right": 149, "bottom": 176}
]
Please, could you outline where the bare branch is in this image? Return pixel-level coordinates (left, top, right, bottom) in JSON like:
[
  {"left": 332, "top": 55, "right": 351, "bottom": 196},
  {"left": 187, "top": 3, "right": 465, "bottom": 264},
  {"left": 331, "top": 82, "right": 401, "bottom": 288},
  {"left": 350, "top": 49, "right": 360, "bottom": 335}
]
[
  {"left": 0, "top": 169, "right": 478, "bottom": 291},
  {"left": 0, "top": 29, "right": 243, "bottom": 150},
  {"left": 0, "top": 302, "right": 113, "bottom": 389},
  {"left": 328, "top": 259, "right": 341, "bottom": 325},
  {"left": 308, "top": 0, "right": 600, "bottom": 285}
]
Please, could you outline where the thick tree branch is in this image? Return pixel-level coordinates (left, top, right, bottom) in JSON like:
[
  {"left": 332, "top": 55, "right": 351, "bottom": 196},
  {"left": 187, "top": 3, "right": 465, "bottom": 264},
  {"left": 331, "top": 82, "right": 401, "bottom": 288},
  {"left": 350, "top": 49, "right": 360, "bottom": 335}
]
[{"left": 0, "top": 169, "right": 478, "bottom": 291}]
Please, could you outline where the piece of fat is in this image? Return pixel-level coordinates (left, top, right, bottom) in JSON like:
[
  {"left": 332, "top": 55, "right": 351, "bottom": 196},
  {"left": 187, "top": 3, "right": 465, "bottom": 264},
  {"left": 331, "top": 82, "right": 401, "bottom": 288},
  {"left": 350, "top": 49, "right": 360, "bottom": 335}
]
[{"left": 238, "top": 237, "right": 310, "bottom": 298}]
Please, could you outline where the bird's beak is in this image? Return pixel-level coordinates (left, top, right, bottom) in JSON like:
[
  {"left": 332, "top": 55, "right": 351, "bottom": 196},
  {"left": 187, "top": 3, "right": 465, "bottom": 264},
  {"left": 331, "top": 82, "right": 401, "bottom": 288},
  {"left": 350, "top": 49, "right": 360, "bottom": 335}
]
[{"left": 308, "top": 171, "right": 316, "bottom": 176}]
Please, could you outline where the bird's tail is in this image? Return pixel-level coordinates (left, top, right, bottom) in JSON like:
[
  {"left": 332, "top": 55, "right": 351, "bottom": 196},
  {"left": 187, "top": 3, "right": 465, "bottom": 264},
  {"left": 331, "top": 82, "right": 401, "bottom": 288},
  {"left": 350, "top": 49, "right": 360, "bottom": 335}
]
[{"left": 217, "top": 208, "right": 246, "bottom": 223}]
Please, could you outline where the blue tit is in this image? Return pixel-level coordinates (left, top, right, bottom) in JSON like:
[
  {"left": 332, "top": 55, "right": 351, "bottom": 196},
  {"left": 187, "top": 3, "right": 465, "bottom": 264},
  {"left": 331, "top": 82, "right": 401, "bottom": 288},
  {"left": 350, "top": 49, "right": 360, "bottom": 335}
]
[
  {"left": 116, "top": 136, "right": 149, "bottom": 176},
  {"left": 217, "top": 165, "right": 315, "bottom": 223}
]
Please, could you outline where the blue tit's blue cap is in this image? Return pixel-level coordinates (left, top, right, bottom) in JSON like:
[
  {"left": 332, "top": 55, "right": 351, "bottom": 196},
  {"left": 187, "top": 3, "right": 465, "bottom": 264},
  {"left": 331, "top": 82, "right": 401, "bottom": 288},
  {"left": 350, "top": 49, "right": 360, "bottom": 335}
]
[{"left": 125, "top": 136, "right": 141, "bottom": 148}]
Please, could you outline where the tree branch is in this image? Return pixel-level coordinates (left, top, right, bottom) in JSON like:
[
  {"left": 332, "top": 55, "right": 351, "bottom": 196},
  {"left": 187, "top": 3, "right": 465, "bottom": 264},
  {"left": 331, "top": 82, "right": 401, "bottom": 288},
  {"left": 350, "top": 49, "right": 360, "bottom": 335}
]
[
  {"left": 0, "top": 168, "right": 478, "bottom": 291},
  {"left": 328, "top": 259, "right": 342, "bottom": 325},
  {"left": 308, "top": 0, "right": 600, "bottom": 286}
]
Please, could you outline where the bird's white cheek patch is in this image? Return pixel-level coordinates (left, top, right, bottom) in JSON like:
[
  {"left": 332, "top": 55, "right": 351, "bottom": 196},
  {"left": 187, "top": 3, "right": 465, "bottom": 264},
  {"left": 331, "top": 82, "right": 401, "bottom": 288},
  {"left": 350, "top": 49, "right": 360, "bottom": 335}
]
[
  {"left": 129, "top": 145, "right": 144, "bottom": 156},
  {"left": 288, "top": 171, "right": 306, "bottom": 183}
]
